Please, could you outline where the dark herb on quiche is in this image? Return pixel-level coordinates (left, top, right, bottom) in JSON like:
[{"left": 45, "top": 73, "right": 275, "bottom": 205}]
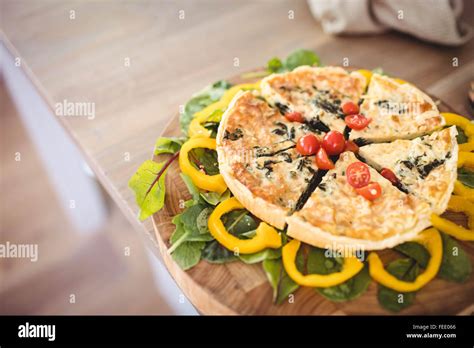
[
  {"left": 307, "top": 118, "right": 330, "bottom": 133},
  {"left": 275, "top": 102, "right": 290, "bottom": 115},
  {"left": 223, "top": 128, "right": 243, "bottom": 141},
  {"left": 353, "top": 138, "right": 372, "bottom": 147}
]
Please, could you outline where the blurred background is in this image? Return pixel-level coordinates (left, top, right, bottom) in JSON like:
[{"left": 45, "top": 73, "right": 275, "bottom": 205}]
[{"left": 1, "top": 0, "right": 473, "bottom": 315}]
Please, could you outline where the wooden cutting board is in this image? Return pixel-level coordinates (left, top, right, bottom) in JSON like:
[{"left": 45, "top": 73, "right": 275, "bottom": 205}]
[{"left": 152, "top": 69, "right": 474, "bottom": 315}]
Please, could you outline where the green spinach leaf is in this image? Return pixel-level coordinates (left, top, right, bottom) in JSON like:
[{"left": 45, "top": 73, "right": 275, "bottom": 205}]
[
  {"left": 301, "top": 247, "right": 370, "bottom": 302},
  {"left": 128, "top": 160, "right": 168, "bottom": 221},
  {"left": 395, "top": 233, "right": 472, "bottom": 283},
  {"left": 171, "top": 241, "right": 206, "bottom": 270},
  {"left": 190, "top": 148, "right": 219, "bottom": 175},
  {"left": 377, "top": 259, "right": 419, "bottom": 312},
  {"left": 438, "top": 233, "right": 472, "bottom": 282},
  {"left": 201, "top": 240, "right": 238, "bottom": 264},
  {"left": 267, "top": 57, "right": 284, "bottom": 73},
  {"left": 200, "top": 189, "right": 230, "bottom": 206},
  {"left": 457, "top": 167, "right": 474, "bottom": 188},
  {"left": 263, "top": 258, "right": 299, "bottom": 304},
  {"left": 154, "top": 137, "right": 185, "bottom": 156},
  {"left": 239, "top": 248, "right": 281, "bottom": 264},
  {"left": 456, "top": 126, "right": 468, "bottom": 144},
  {"left": 395, "top": 242, "right": 430, "bottom": 268},
  {"left": 180, "top": 80, "right": 231, "bottom": 134},
  {"left": 180, "top": 173, "right": 203, "bottom": 205},
  {"left": 318, "top": 265, "right": 371, "bottom": 302},
  {"left": 285, "top": 49, "right": 321, "bottom": 71}
]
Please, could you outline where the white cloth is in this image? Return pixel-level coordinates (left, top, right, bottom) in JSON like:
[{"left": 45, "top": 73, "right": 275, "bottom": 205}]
[{"left": 307, "top": 0, "right": 473, "bottom": 46}]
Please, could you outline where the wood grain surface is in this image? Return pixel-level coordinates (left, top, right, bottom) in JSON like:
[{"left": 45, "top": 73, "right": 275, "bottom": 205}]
[
  {"left": 2, "top": 0, "right": 473, "bottom": 314},
  {"left": 152, "top": 69, "right": 474, "bottom": 315}
]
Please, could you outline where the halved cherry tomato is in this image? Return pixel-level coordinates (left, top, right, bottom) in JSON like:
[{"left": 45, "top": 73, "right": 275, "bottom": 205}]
[
  {"left": 356, "top": 182, "right": 382, "bottom": 201},
  {"left": 322, "top": 131, "right": 345, "bottom": 156},
  {"left": 342, "top": 101, "right": 359, "bottom": 115},
  {"left": 346, "top": 162, "right": 371, "bottom": 188},
  {"left": 381, "top": 168, "right": 399, "bottom": 185},
  {"left": 344, "top": 140, "right": 359, "bottom": 153},
  {"left": 296, "top": 134, "right": 320, "bottom": 155},
  {"left": 316, "top": 147, "right": 335, "bottom": 170},
  {"left": 345, "top": 114, "right": 371, "bottom": 130},
  {"left": 285, "top": 111, "right": 304, "bottom": 123}
]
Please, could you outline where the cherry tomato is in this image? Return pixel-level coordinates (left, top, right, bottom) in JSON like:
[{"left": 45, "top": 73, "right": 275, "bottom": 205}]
[
  {"left": 381, "top": 168, "right": 399, "bottom": 185},
  {"left": 322, "top": 131, "right": 345, "bottom": 156},
  {"left": 344, "top": 140, "right": 359, "bottom": 153},
  {"left": 356, "top": 182, "right": 382, "bottom": 201},
  {"left": 296, "top": 134, "right": 320, "bottom": 155},
  {"left": 346, "top": 162, "right": 371, "bottom": 188},
  {"left": 342, "top": 101, "right": 359, "bottom": 115},
  {"left": 285, "top": 111, "right": 304, "bottom": 123},
  {"left": 345, "top": 114, "right": 371, "bottom": 130},
  {"left": 315, "top": 147, "right": 335, "bottom": 170}
]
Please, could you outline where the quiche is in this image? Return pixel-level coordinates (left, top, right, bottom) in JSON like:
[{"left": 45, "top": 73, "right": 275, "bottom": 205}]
[
  {"left": 350, "top": 74, "right": 445, "bottom": 144},
  {"left": 215, "top": 66, "right": 456, "bottom": 251},
  {"left": 286, "top": 152, "right": 432, "bottom": 250},
  {"left": 216, "top": 90, "right": 324, "bottom": 229},
  {"left": 359, "top": 126, "right": 458, "bottom": 214},
  {"left": 261, "top": 66, "right": 366, "bottom": 134}
]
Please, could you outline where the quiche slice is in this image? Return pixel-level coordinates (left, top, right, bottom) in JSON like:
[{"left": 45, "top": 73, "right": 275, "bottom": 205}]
[
  {"left": 358, "top": 126, "right": 458, "bottom": 214},
  {"left": 217, "top": 91, "right": 323, "bottom": 229},
  {"left": 350, "top": 74, "right": 445, "bottom": 144},
  {"left": 286, "top": 152, "right": 432, "bottom": 251},
  {"left": 261, "top": 66, "right": 367, "bottom": 134}
]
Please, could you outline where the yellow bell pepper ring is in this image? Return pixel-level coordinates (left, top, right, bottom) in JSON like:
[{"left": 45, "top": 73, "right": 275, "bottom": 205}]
[
  {"left": 457, "top": 151, "right": 474, "bottom": 169},
  {"left": 368, "top": 228, "right": 442, "bottom": 293},
  {"left": 179, "top": 137, "right": 227, "bottom": 194},
  {"left": 459, "top": 140, "right": 474, "bottom": 152},
  {"left": 207, "top": 197, "right": 282, "bottom": 254},
  {"left": 453, "top": 180, "right": 474, "bottom": 202},
  {"left": 188, "top": 82, "right": 261, "bottom": 138},
  {"left": 448, "top": 195, "right": 474, "bottom": 230},
  {"left": 356, "top": 69, "right": 372, "bottom": 88},
  {"left": 431, "top": 214, "right": 474, "bottom": 241},
  {"left": 193, "top": 82, "right": 261, "bottom": 120},
  {"left": 282, "top": 239, "right": 364, "bottom": 288},
  {"left": 442, "top": 112, "right": 474, "bottom": 135},
  {"left": 188, "top": 113, "right": 212, "bottom": 138}
]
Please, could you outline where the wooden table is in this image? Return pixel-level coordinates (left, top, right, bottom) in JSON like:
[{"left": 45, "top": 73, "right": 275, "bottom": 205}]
[{"left": 2, "top": 0, "right": 473, "bottom": 314}]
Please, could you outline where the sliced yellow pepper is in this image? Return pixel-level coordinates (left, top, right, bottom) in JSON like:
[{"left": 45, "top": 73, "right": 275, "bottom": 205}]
[
  {"left": 448, "top": 195, "right": 474, "bottom": 230},
  {"left": 394, "top": 78, "right": 408, "bottom": 85},
  {"left": 368, "top": 228, "right": 442, "bottom": 292},
  {"left": 207, "top": 197, "right": 281, "bottom": 254},
  {"left": 188, "top": 82, "right": 261, "bottom": 138},
  {"left": 453, "top": 180, "right": 474, "bottom": 202},
  {"left": 431, "top": 214, "right": 474, "bottom": 241},
  {"left": 457, "top": 151, "right": 474, "bottom": 169},
  {"left": 282, "top": 239, "right": 364, "bottom": 288},
  {"left": 179, "top": 137, "right": 227, "bottom": 194},
  {"left": 459, "top": 141, "right": 474, "bottom": 152},
  {"left": 357, "top": 69, "right": 372, "bottom": 88},
  {"left": 188, "top": 113, "right": 212, "bottom": 138},
  {"left": 442, "top": 112, "right": 474, "bottom": 135}
]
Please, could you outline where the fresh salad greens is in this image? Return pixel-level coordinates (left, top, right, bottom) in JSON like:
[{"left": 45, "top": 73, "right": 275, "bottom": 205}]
[
  {"left": 180, "top": 80, "right": 232, "bottom": 134},
  {"left": 128, "top": 48, "right": 473, "bottom": 312},
  {"left": 377, "top": 259, "right": 420, "bottom": 312},
  {"left": 267, "top": 49, "right": 321, "bottom": 73}
]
